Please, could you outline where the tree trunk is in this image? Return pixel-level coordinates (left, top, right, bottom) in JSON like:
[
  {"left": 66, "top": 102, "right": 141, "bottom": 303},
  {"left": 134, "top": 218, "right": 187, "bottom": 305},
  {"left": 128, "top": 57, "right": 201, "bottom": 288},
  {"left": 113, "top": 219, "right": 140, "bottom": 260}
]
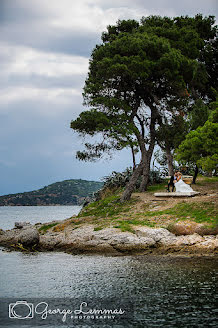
[
  {"left": 130, "top": 145, "right": 136, "bottom": 171},
  {"left": 121, "top": 103, "right": 158, "bottom": 201},
  {"left": 139, "top": 111, "right": 156, "bottom": 191},
  {"left": 192, "top": 165, "right": 198, "bottom": 184},
  {"left": 139, "top": 164, "right": 150, "bottom": 192},
  {"left": 166, "top": 147, "right": 174, "bottom": 176},
  {"left": 139, "top": 150, "right": 153, "bottom": 192},
  {"left": 120, "top": 162, "right": 144, "bottom": 202}
]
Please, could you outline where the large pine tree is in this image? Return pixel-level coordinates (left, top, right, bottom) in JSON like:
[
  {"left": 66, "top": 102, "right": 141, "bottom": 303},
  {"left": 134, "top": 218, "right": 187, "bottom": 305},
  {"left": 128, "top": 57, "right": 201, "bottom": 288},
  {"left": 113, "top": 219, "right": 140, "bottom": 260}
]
[{"left": 71, "top": 15, "right": 217, "bottom": 200}]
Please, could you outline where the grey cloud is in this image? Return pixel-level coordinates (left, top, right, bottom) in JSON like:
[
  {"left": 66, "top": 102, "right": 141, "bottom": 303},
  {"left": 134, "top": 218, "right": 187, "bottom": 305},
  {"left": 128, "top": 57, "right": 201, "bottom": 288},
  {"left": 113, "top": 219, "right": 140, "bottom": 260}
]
[
  {"left": 0, "top": 21, "right": 100, "bottom": 57},
  {"left": 130, "top": 0, "right": 217, "bottom": 16},
  {"left": 0, "top": 0, "right": 49, "bottom": 23},
  {"left": 0, "top": 0, "right": 101, "bottom": 57},
  {"left": 0, "top": 73, "right": 86, "bottom": 90}
]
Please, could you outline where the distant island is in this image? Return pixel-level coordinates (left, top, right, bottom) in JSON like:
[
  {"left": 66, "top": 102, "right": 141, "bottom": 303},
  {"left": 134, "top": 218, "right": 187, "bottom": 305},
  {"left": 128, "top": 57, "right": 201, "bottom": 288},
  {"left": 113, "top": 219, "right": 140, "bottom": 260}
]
[{"left": 0, "top": 179, "right": 103, "bottom": 206}]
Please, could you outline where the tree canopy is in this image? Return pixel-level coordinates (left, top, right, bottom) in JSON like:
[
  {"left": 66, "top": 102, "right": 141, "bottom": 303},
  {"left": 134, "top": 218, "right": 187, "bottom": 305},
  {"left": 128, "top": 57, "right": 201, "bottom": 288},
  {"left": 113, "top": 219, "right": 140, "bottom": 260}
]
[
  {"left": 71, "top": 14, "right": 217, "bottom": 200},
  {"left": 176, "top": 107, "right": 218, "bottom": 174}
]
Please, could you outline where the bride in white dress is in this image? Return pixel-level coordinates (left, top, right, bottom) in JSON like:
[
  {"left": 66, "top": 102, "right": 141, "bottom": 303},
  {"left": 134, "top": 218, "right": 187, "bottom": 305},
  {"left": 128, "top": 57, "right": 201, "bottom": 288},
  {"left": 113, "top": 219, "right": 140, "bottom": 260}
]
[{"left": 174, "top": 172, "right": 194, "bottom": 192}]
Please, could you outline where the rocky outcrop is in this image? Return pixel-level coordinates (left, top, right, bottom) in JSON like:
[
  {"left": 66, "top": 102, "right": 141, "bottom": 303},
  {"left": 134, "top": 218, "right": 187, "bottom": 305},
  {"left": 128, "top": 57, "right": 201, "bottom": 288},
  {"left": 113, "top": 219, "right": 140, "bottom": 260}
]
[
  {"left": 17, "top": 227, "right": 39, "bottom": 247},
  {"left": 0, "top": 223, "right": 217, "bottom": 255},
  {"left": 168, "top": 221, "right": 218, "bottom": 236},
  {"left": 15, "top": 221, "right": 30, "bottom": 229},
  {"left": 0, "top": 224, "right": 39, "bottom": 248},
  {"left": 134, "top": 227, "right": 177, "bottom": 245}
]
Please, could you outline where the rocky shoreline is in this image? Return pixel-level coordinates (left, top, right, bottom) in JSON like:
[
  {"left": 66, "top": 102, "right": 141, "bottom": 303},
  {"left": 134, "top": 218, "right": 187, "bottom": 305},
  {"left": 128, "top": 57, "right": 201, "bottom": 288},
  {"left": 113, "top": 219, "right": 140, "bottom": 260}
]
[{"left": 0, "top": 221, "right": 217, "bottom": 256}]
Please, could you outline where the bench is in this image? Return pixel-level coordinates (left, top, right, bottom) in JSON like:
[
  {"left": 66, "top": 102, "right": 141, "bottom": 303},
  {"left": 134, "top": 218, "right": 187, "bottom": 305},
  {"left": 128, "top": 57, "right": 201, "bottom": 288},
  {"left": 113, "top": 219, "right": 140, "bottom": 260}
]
[
  {"left": 154, "top": 191, "right": 200, "bottom": 197},
  {"left": 164, "top": 175, "right": 193, "bottom": 185}
]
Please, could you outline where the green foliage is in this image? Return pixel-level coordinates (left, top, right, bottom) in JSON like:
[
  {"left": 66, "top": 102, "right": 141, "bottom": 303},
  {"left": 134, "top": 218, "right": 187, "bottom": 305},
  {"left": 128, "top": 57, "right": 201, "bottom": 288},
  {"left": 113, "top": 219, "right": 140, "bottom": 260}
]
[
  {"left": 90, "top": 168, "right": 163, "bottom": 203},
  {"left": 71, "top": 14, "right": 216, "bottom": 166},
  {"left": 101, "top": 168, "right": 163, "bottom": 190},
  {"left": 71, "top": 15, "right": 217, "bottom": 197},
  {"left": 156, "top": 114, "right": 189, "bottom": 153},
  {"left": 188, "top": 99, "right": 211, "bottom": 130},
  {"left": 102, "top": 168, "right": 133, "bottom": 189},
  {"left": 140, "top": 14, "right": 217, "bottom": 100},
  {"left": 176, "top": 110, "right": 218, "bottom": 173},
  {"left": 149, "top": 170, "right": 164, "bottom": 184}
]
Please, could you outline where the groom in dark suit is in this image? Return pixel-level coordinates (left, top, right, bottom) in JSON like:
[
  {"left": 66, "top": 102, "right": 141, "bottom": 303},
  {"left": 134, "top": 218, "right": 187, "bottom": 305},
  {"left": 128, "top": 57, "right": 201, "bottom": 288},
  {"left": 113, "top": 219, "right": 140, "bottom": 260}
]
[{"left": 167, "top": 171, "right": 178, "bottom": 192}]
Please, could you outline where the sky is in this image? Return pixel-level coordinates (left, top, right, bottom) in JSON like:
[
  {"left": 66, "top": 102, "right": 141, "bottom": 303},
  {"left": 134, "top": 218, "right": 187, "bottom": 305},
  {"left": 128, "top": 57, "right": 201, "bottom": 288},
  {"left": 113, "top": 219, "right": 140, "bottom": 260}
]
[{"left": 0, "top": 0, "right": 217, "bottom": 195}]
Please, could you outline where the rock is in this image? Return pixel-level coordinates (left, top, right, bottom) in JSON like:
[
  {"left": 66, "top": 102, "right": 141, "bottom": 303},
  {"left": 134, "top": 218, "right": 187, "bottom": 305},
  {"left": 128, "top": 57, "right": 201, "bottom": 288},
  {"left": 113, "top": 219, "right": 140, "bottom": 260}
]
[
  {"left": 109, "top": 232, "right": 156, "bottom": 252},
  {"left": 198, "top": 236, "right": 218, "bottom": 249},
  {"left": 175, "top": 233, "right": 204, "bottom": 246},
  {"left": 17, "top": 227, "right": 39, "bottom": 247},
  {"left": 39, "top": 233, "right": 65, "bottom": 250},
  {"left": 0, "top": 228, "right": 5, "bottom": 235},
  {"left": 15, "top": 222, "right": 31, "bottom": 229},
  {"left": 133, "top": 227, "right": 176, "bottom": 245},
  {"left": 92, "top": 228, "right": 120, "bottom": 241},
  {"left": 0, "top": 221, "right": 217, "bottom": 254},
  {"left": 168, "top": 221, "right": 218, "bottom": 236},
  {"left": 0, "top": 229, "right": 17, "bottom": 245}
]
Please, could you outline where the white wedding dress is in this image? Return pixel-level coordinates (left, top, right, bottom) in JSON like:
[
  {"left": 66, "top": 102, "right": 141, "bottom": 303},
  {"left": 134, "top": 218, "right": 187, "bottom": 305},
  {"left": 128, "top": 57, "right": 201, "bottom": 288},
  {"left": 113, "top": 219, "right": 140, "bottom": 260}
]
[{"left": 175, "top": 177, "right": 194, "bottom": 192}]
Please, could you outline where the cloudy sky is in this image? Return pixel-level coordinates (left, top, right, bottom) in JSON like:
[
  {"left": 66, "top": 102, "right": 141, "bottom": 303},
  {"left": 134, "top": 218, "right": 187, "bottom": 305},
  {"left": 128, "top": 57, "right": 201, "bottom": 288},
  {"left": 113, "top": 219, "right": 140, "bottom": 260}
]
[{"left": 0, "top": 0, "right": 217, "bottom": 195}]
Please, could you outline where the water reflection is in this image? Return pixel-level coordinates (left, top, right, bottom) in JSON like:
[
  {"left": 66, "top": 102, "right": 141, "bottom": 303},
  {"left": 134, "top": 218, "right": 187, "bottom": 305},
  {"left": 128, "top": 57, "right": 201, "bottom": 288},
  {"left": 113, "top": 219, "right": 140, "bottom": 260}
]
[{"left": 0, "top": 249, "right": 217, "bottom": 327}]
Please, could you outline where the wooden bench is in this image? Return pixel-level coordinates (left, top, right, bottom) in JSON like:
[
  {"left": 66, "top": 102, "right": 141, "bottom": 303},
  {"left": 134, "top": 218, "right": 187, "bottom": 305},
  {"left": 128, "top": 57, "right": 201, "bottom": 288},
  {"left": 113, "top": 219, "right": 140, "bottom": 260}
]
[{"left": 165, "top": 176, "right": 193, "bottom": 185}]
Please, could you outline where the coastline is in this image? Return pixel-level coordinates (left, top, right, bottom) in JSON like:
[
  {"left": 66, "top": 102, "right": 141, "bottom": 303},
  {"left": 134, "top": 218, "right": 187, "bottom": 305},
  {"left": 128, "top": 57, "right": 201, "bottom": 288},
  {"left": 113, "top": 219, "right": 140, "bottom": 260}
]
[
  {"left": 0, "top": 221, "right": 217, "bottom": 256},
  {"left": 1, "top": 177, "right": 217, "bottom": 257}
]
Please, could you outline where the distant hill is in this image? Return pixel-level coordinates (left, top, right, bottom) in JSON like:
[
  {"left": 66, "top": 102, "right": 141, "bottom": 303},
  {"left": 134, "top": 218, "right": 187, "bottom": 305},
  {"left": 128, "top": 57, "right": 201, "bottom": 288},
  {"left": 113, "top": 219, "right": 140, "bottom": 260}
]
[{"left": 0, "top": 179, "right": 103, "bottom": 206}]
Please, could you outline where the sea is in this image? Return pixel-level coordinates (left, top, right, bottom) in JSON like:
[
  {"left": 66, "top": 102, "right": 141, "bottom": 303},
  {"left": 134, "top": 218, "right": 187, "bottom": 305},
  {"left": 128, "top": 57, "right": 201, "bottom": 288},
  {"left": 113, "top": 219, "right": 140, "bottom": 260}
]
[
  {"left": 0, "top": 205, "right": 82, "bottom": 230},
  {"left": 0, "top": 206, "right": 217, "bottom": 327}
]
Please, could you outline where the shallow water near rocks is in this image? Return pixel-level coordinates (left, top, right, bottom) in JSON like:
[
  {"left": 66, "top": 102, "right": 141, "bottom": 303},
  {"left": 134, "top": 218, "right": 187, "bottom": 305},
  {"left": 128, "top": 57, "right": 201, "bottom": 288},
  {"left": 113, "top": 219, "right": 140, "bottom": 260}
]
[
  {"left": 0, "top": 248, "right": 217, "bottom": 327},
  {"left": 0, "top": 205, "right": 81, "bottom": 230}
]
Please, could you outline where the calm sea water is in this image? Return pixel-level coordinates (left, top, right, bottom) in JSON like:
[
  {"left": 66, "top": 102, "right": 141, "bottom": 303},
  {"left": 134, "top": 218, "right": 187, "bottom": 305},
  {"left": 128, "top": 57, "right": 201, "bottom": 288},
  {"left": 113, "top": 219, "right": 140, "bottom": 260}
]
[
  {"left": 0, "top": 207, "right": 217, "bottom": 327},
  {"left": 0, "top": 205, "right": 82, "bottom": 230}
]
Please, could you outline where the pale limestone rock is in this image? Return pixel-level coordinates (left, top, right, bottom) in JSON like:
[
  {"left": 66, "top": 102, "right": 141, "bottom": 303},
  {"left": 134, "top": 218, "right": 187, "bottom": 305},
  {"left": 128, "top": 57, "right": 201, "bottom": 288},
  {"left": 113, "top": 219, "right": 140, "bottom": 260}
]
[
  {"left": 17, "top": 227, "right": 39, "bottom": 246},
  {"left": 175, "top": 233, "right": 204, "bottom": 246},
  {"left": 134, "top": 227, "right": 176, "bottom": 244}
]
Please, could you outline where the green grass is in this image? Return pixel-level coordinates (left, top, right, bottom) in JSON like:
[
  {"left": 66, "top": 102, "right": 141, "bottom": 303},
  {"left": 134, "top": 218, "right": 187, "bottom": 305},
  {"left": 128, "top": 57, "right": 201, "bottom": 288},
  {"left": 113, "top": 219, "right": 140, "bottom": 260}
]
[
  {"left": 93, "top": 226, "right": 104, "bottom": 231},
  {"left": 38, "top": 223, "right": 58, "bottom": 233},
  {"left": 123, "top": 219, "right": 156, "bottom": 227},
  {"left": 196, "top": 176, "right": 218, "bottom": 186},
  {"left": 113, "top": 218, "right": 156, "bottom": 233},
  {"left": 113, "top": 221, "right": 135, "bottom": 233},
  {"left": 147, "top": 182, "right": 166, "bottom": 193},
  {"left": 78, "top": 193, "right": 137, "bottom": 218},
  {"left": 144, "top": 201, "right": 217, "bottom": 225}
]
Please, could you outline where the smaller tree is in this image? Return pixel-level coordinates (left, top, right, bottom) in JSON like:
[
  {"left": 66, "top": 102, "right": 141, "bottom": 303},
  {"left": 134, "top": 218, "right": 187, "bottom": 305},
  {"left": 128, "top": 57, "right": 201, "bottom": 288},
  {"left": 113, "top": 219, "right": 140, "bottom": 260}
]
[{"left": 175, "top": 109, "right": 218, "bottom": 178}]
